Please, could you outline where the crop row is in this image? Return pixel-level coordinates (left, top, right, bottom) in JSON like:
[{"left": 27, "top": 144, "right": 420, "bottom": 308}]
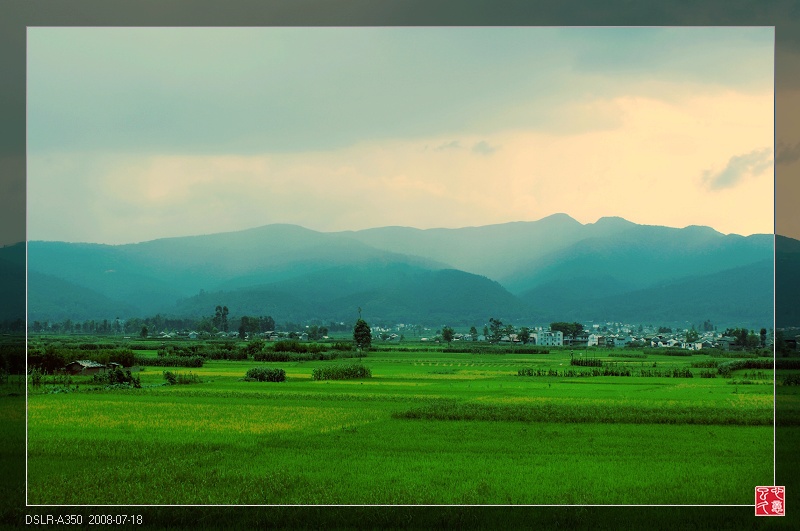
[{"left": 393, "top": 400, "right": 773, "bottom": 426}]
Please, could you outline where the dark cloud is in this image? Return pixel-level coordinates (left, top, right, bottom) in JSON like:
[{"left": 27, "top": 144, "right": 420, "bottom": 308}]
[
  {"left": 703, "top": 148, "right": 772, "bottom": 190},
  {"left": 471, "top": 140, "right": 497, "bottom": 155}
]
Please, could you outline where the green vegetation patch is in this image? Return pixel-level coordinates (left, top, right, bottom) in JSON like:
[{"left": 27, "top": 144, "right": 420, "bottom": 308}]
[
  {"left": 312, "top": 363, "right": 372, "bottom": 381},
  {"left": 394, "top": 400, "right": 772, "bottom": 426},
  {"left": 243, "top": 367, "right": 286, "bottom": 382},
  {"left": 163, "top": 371, "right": 202, "bottom": 385}
]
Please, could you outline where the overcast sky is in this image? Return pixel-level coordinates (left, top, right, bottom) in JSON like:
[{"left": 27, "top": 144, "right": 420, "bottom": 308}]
[{"left": 27, "top": 27, "right": 774, "bottom": 244}]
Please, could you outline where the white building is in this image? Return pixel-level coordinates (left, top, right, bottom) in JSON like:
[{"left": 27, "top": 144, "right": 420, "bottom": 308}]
[{"left": 533, "top": 330, "right": 563, "bottom": 346}]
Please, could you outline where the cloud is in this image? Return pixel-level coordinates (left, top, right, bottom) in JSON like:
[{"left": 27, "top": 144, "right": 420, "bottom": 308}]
[
  {"left": 471, "top": 140, "right": 498, "bottom": 156},
  {"left": 434, "top": 140, "right": 462, "bottom": 151},
  {"left": 702, "top": 148, "right": 773, "bottom": 190}
]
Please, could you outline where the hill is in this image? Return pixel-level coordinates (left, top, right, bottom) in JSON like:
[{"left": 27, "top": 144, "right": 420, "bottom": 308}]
[{"left": 17, "top": 215, "right": 776, "bottom": 328}]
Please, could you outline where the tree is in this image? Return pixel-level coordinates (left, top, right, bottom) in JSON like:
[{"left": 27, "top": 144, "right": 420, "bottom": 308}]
[
  {"left": 776, "top": 330, "right": 791, "bottom": 356},
  {"left": 469, "top": 326, "right": 478, "bottom": 341},
  {"left": 259, "top": 315, "right": 276, "bottom": 333},
  {"left": 354, "top": 318, "right": 372, "bottom": 352},
  {"left": 488, "top": 318, "right": 504, "bottom": 344},
  {"left": 442, "top": 326, "right": 455, "bottom": 347},
  {"left": 746, "top": 330, "right": 760, "bottom": 349},
  {"left": 723, "top": 327, "right": 749, "bottom": 347},
  {"left": 140, "top": 325, "right": 148, "bottom": 339},
  {"left": 760, "top": 328, "right": 767, "bottom": 347},
  {"left": 197, "top": 317, "right": 214, "bottom": 334},
  {"left": 239, "top": 316, "right": 260, "bottom": 339},
  {"left": 518, "top": 326, "right": 531, "bottom": 344},
  {"left": 550, "top": 322, "right": 584, "bottom": 340},
  {"left": 213, "top": 305, "right": 230, "bottom": 332},
  {"left": 685, "top": 327, "right": 700, "bottom": 343}
]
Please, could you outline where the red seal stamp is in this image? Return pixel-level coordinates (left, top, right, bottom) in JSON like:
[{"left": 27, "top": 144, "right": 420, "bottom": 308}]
[{"left": 755, "top": 486, "right": 785, "bottom": 516}]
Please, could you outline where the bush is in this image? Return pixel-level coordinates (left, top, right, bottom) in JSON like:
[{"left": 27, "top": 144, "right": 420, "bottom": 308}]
[
  {"left": 28, "top": 367, "right": 44, "bottom": 387},
  {"left": 134, "top": 355, "right": 204, "bottom": 368},
  {"left": 91, "top": 367, "right": 141, "bottom": 388},
  {"left": 330, "top": 342, "right": 354, "bottom": 352},
  {"left": 651, "top": 348, "right": 692, "bottom": 356},
  {"left": 205, "top": 348, "right": 248, "bottom": 360},
  {"left": 570, "top": 357, "right": 603, "bottom": 367},
  {"left": 253, "top": 350, "right": 361, "bottom": 362},
  {"left": 243, "top": 339, "right": 267, "bottom": 357},
  {"left": 782, "top": 374, "right": 800, "bottom": 386},
  {"left": 777, "top": 359, "right": 800, "bottom": 370},
  {"left": 609, "top": 351, "right": 647, "bottom": 359},
  {"left": 244, "top": 367, "right": 286, "bottom": 382},
  {"left": 718, "top": 359, "right": 773, "bottom": 376},
  {"left": 691, "top": 360, "right": 718, "bottom": 368},
  {"left": 163, "top": 371, "right": 202, "bottom": 385},
  {"left": 312, "top": 363, "right": 371, "bottom": 381}
]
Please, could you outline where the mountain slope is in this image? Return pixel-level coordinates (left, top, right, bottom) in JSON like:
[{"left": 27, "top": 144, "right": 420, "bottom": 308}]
[
  {"left": 521, "top": 259, "right": 773, "bottom": 328},
  {"left": 21, "top": 216, "right": 776, "bottom": 327},
  {"left": 27, "top": 270, "right": 140, "bottom": 323},
  {"left": 171, "top": 261, "right": 530, "bottom": 326},
  {"left": 776, "top": 235, "right": 800, "bottom": 328}
]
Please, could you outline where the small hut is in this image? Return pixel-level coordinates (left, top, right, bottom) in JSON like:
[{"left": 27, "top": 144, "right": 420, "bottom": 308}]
[{"left": 64, "top": 360, "right": 106, "bottom": 375}]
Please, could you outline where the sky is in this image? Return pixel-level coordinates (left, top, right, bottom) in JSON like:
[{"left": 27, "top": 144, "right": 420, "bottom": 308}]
[{"left": 27, "top": 27, "right": 774, "bottom": 244}]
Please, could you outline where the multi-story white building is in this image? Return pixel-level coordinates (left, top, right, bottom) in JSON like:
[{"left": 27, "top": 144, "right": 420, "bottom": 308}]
[{"left": 533, "top": 330, "right": 563, "bottom": 346}]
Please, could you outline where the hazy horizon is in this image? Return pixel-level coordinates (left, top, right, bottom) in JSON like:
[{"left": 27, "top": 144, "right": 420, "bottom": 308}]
[
  {"left": 24, "top": 212, "right": 771, "bottom": 246},
  {"left": 27, "top": 27, "right": 774, "bottom": 245}
]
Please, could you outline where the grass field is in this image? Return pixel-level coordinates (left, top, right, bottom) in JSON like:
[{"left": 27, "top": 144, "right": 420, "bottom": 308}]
[{"left": 25, "top": 345, "right": 789, "bottom": 505}]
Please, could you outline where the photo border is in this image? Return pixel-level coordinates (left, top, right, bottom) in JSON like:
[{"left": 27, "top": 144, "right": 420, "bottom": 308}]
[{"left": 3, "top": 1, "right": 796, "bottom": 528}]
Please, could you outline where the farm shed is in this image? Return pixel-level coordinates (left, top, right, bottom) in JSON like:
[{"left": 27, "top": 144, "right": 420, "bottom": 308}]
[{"left": 64, "top": 360, "right": 106, "bottom": 375}]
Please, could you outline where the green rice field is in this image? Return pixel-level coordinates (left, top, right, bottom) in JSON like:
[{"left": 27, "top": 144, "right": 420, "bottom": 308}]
[{"left": 26, "top": 346, "right": 794, "bottom": 505}]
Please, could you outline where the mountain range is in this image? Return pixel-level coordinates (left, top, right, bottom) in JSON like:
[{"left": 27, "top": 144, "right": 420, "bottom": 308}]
[{"left": 8, "top": 213, "right": 783, "bottom": 329}]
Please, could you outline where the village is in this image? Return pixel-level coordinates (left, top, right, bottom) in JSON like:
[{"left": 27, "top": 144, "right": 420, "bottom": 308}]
[{"left": 128, "top": 320, "right": 773, "bottom": 353}]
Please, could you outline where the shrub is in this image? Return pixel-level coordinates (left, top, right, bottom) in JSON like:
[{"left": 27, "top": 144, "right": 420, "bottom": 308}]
[
  {"left": 718, "top": 359, "right": 773, "bottom": 376},
  {"left": 91, "top": 367, "right": 141, "bottom": 388},
  {"left": 28, "top": 367, "right": 44, "bottom": 387},
  {"left": 330, "top": 342, "right": 354, "bottom": 352},
  {"left": 163, "top": 371, "right": 202, "bottom": 385},
  {"left": 782, "top": 374, "right": 800, "bottom": 386},
  {"left": 244, "top": 367, "right": 286, "bottom": 382},
  {"left": 253, "top": 350, "right": 360, "bottom": 362},
  {"left": 134, "top": 355, "right": 204, "bottom": 368},
  {"left": 311, "top": 363, "right": 371, "bottom": 381},
  {"left": 609, "top": 351, "right": 647, "bottom": 359},
  {"left": 243, "top": 339, "right": 267, "bottom": 357},
  {"left": 205, "top": 348, "right": 248, "bottom": 360},
  {"left": 652, "top": 348, "right": 692, "bottom": 356},
  {"left": 691, "top": 360, "right": 718, "bottom": 368},
  {"left": 570, "top": 357, "right": 603, "bottom": 367}
]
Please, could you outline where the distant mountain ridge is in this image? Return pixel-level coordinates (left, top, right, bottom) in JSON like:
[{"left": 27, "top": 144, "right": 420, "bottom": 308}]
[{"left": 15, "top": 214, "right": 777, "bottom": 328}]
